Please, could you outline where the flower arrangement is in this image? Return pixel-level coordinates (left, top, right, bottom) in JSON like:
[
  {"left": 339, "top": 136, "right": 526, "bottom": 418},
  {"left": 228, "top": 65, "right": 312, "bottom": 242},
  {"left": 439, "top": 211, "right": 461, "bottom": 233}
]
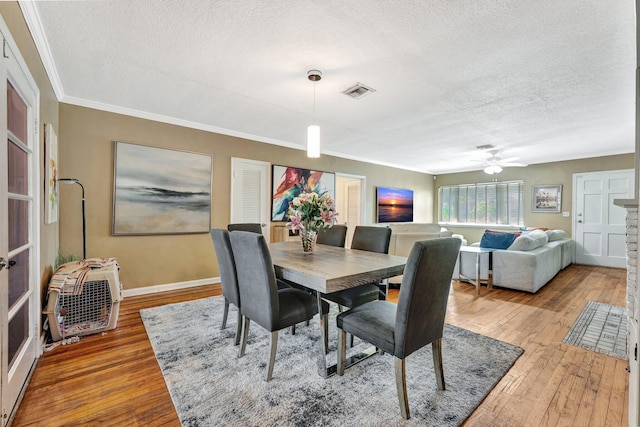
[{"left": 287, "top": 192, "right": 337, "bottom": 233}]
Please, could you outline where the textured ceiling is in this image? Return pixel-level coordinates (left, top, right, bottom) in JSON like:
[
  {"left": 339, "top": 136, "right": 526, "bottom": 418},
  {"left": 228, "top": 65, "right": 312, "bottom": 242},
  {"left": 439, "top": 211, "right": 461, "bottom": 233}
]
[{"left": 21, "top": 0, "right": 636, "bottom": 174}]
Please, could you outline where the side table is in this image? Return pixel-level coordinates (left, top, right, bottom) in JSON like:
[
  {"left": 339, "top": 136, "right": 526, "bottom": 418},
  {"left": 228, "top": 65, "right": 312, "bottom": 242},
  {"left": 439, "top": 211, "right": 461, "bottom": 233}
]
[{"left": 458, "top": 246, "right": 495, "bottom": 296}]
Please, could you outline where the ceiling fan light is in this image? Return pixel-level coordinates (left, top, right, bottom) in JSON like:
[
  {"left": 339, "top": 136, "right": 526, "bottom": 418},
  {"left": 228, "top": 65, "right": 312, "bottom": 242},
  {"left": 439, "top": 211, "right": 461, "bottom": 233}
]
[
  {"left": 484, "top": 165, "right": 502, "bottom": 175},
  {"left": 307, "top": 125, "right": 320, "bottom": 158}
]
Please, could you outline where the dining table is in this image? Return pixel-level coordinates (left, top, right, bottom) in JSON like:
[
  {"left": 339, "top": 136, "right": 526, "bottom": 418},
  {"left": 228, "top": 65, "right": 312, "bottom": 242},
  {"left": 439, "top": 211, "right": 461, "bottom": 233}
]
[{"left": 269, "top": 241, "right": 407, "bottom": 378}]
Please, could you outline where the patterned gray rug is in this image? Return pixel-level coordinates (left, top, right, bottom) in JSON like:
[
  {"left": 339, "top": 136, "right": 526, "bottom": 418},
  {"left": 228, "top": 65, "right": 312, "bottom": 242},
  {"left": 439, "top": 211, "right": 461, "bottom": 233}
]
[
  {"left": 141, "top": 296, "right": 523, "bottom": 426},
  {"left": 563, "top": 300, "right": 627, "bottom": 360}
]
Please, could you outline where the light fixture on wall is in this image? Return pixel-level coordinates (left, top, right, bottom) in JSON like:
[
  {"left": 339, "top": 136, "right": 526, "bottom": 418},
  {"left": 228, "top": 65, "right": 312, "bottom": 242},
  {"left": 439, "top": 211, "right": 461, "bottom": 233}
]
[
  {"left": 58, "top": 178, "right": 86, "bottom": 259},
  {"left": 307, "top": 69, "right": 322, "bottom": 158}
]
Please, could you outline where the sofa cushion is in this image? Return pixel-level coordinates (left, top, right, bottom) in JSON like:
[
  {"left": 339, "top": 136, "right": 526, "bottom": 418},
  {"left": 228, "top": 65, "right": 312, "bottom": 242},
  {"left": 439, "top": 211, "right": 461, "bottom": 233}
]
[
  {"left": 388, "top": 223, "right": 442, "bottom": 234},
  {"left": 545, "top": 229, "right": 567, "bottom": 242},
  {"left": 479, "top": 231, "right": 520, "bottom": 249},
  {"left": 508, "top": 229, "right": 548, "bottom": 251}
]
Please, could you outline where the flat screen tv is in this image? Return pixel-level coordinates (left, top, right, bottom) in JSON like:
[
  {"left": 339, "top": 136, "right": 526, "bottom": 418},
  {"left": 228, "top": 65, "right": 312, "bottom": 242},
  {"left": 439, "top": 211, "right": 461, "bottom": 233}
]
[{"left": 376, "top": 187, "right": 414, "bottom": 223}]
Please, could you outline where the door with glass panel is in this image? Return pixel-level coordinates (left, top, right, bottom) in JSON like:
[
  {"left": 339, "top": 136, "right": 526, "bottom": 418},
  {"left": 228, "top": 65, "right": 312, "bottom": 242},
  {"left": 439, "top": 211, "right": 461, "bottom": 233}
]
[{"left": 0, "top": 20, "right": 40, "bottom": 425}]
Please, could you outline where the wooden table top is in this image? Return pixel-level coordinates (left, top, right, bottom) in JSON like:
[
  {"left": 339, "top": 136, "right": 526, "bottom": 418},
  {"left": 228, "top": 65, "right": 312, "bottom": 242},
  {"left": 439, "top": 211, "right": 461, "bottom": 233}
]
[{"left": 269, "top": 241, "right": 406, "bottom": 294}]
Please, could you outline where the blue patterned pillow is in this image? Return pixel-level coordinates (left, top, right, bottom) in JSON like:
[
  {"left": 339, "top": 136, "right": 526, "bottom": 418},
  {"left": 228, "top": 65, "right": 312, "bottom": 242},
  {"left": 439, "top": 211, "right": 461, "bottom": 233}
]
[{"left": 479, "top": 231, "right": 519, "bottom": 249}]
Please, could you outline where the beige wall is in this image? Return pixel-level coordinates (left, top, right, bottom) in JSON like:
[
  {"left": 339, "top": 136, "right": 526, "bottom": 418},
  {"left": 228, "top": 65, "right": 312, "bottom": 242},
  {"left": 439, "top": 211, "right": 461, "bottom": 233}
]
[
  {"left": 434, "top": 154, "right": 635, "bottom": 244},
  {"left": 58, "top": 104, "right": 434, "bottom": 290},
  {"left": 1, "top": 2, "right": 60, "bottom": 302}
]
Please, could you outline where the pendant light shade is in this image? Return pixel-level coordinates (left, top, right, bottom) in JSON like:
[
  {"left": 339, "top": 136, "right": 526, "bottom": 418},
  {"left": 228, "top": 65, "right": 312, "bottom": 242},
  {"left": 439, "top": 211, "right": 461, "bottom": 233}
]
[
  {"left": 307, "top": 125, "right": 320, "bottom": 158},
  {"left": 307, "top": 69, "right": 322, "bottom": 158}
]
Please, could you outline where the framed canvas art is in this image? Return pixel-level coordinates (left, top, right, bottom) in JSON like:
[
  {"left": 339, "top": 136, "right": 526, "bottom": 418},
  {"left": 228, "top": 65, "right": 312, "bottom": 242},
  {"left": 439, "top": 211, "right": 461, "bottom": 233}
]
[
  {"left": 271, "top": 165, "right": 335, "bottom": 221},
  {"left": 532, "top": 184, "right": 562, "bottom": 213},
  {"left": 112, "top": 141, "right": 212, "bottom": 235},
  {"left": 377, "top": 187, "right": 414, "bottom": 223},
  {"left": 45, "top": 123, "right": 58, "bottom": 224}
]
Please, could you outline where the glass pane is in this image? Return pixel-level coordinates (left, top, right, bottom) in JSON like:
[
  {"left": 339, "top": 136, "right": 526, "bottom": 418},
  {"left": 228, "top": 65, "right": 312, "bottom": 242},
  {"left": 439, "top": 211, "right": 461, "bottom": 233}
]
[
  {"left": 487, "top": 186, "right": 497, "bottom": 224},
  {"left": 8, "top": 81, "right": 28, "bottom": 144},
  {"left": 450, "top": 187, "right": 458, "bottom": 222},
  {"left": 8, "top": 140, "right": 28, "bottom": 195},
  {"left": 8, "top": 199, "right": 28, "bottom": 250},
  {"left": 459, "top": 187, "right": 467, "bottom": 222},
  {"left": 8, "top": 302, "right": 29, "bottom": 370},
  {"left": 8, "top": 250, "right": 29, "bottom": 309},
  {"left": 467, "top": 186, "right": 476, "bottom": 223},
  {"left": 496, "top": 184, "right": 508, "bottom": 224},
  {"left": 439, "top": 187, "right": 449, "bottom": 222}
]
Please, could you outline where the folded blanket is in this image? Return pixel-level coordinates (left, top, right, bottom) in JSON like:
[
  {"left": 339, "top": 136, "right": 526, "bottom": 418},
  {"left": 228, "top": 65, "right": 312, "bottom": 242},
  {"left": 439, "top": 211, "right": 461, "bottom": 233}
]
[{"left": 49, "top": 258, "right": 118, "bottom": 295}]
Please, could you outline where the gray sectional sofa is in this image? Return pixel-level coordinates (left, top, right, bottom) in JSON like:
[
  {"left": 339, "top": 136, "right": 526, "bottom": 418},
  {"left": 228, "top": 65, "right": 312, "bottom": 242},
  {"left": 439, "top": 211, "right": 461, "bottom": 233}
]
[{"left": 457, "top": 229, "right": 574, "bottom": 293}]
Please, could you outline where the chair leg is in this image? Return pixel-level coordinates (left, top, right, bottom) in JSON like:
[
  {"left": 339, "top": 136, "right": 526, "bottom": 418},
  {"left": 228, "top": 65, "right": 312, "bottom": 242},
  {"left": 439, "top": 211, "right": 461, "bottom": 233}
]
[
  {"left": 291, "top": 324, "right": 296, "bottom": 335},
  {"left": 337, "top": 329, "right": 347, "bottom": 375},
  {"left": 221, "top": 297, "right": 230, "bottom": 330},
  {"left": 234, "top": 311, "right": 243, "bottom": 346},
  {"left": 238, "top": 318, "right": 250, "bottom": 358},
  {"left": 432, "top": 339, "right": 445, "bottom": 390},
  {"left": 266, "top": 331, "right": 278, "bottom": 382},
  {"left": 394, "top": 357, "right": 410, "bottom": 420},
  {"left": 350, "top": 333, "right": 354, "bottom": 348}
]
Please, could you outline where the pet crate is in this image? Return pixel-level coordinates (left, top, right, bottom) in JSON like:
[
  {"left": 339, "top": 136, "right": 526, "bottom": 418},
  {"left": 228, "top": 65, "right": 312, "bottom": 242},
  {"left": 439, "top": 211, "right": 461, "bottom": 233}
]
[{"left": 44, "top": 263, "right": 122, "bottom": 341}]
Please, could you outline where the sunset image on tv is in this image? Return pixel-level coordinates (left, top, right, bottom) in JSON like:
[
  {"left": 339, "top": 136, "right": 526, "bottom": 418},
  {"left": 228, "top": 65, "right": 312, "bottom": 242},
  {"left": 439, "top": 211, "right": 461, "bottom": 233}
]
[{"left": 377, "top": 187, "right": 414, "bottom": 223}]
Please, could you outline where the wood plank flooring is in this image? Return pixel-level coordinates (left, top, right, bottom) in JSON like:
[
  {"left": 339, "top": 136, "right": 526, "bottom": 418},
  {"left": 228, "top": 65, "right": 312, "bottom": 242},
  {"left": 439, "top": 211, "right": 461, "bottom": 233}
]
[{"left": 13, "top": 264, "right": 628, "bottom": 426}]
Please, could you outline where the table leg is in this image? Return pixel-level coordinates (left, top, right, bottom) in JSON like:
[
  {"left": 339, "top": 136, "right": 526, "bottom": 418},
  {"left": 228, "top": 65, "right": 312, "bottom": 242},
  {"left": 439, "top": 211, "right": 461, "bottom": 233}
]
[
  {"left": 488, "top": 252, "right": 493, "bottom": 290},
  {"left": 475, "top": 253, "right": 481, "bottom": 297},
  {"left": 315, "top": 292, "right": 329, "bottom": 378}
]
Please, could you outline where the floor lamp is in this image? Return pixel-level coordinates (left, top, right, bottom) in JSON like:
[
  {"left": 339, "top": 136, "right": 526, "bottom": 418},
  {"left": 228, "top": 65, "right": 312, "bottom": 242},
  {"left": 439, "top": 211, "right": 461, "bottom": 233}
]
[{"left": 58, "top": 178, "right": 86, "bottom": 259}]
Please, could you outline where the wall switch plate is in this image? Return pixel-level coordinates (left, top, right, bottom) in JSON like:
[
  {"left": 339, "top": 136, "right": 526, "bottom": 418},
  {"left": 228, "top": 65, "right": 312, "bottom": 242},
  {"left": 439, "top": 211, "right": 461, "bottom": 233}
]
[{"left": 562, "top": 211, "right": 570, "bottom": 217}]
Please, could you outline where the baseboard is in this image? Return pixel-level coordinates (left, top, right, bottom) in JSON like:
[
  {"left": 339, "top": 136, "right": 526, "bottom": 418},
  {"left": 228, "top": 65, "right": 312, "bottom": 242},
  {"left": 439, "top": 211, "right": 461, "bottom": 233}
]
[{"left": 122, "top": 277, "right": 220, "bottom": 298}]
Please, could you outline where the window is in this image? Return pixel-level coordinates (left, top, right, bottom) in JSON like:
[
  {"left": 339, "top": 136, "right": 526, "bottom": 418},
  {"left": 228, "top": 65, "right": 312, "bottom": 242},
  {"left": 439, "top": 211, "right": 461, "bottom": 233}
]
[{"left": 439, "top": 181, "right": 524, "bottom": 226}]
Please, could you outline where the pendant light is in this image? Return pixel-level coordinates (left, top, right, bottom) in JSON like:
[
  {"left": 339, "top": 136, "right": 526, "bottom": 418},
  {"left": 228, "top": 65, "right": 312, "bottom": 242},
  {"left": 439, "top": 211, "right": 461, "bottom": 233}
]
[{"left": 307, "top": 69, "right": 322, "bottom": 158}]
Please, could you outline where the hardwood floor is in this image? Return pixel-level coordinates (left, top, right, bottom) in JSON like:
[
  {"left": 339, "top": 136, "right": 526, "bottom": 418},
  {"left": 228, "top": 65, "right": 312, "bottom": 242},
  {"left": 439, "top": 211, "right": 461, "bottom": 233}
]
[{"left": 14, "top": 264, "right": 628, "bottom": 426}]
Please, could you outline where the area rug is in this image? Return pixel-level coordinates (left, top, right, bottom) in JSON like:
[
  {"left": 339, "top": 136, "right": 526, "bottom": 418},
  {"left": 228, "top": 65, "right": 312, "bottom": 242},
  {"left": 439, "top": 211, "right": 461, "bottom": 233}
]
[
  {"left": 563, "top": 300, "right": 627, "bottom": 360},
  {"left": 141, "top": 296, "right": 523, "bottom": 426}
]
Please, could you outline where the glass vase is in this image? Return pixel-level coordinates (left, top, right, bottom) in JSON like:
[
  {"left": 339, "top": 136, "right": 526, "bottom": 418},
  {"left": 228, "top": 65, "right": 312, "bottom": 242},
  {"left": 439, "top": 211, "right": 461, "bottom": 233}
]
[{"left": 300, "top": 229, "right": 318, "bottom": 253}]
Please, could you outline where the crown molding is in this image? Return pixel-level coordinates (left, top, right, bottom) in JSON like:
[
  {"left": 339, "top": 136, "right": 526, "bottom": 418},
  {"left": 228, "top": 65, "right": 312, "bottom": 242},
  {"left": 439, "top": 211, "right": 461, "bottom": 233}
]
[{"left": 19, "top": 1, "right": 65, "bottom": 100}]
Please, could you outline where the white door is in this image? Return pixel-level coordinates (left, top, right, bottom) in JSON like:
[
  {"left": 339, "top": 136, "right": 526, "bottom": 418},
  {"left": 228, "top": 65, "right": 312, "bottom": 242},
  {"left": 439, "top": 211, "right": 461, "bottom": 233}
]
[
  {"left": 230, "top": 158, "right": 271, "bottom": 241},
  {"left": 0, "top": 18, "right": 41, "bottom": 424},
  {"left": 573, "top": 169, "right": 634, "bottom": 268},
  {"left": 335, "top": 174, "right": 365, "bottom": 248}
]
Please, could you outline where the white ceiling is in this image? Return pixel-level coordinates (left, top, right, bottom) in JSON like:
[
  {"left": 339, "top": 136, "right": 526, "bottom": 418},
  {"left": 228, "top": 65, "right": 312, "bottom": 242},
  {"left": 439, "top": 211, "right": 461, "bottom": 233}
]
[{"left": 21, "top": 0, "right": 636, "bottom": 174}]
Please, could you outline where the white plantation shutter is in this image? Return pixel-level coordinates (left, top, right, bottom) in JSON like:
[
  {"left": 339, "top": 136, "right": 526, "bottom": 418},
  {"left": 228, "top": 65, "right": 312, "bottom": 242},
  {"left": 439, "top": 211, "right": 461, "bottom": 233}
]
[
  {"left": 439, "top": 181, "right": 524, "bottom": 226},
  {"left": 239, "top": 168, "right": 261, "bottom": 222},
  {"left": 230, "top": 158, "right": 270, "bottom": 240}
]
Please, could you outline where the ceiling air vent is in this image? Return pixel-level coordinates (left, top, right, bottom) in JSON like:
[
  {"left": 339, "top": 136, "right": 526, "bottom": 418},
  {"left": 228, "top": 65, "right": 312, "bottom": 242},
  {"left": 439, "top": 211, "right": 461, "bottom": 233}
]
[{"left": 342, "top": 82, "right": 376, "bottom": 99}]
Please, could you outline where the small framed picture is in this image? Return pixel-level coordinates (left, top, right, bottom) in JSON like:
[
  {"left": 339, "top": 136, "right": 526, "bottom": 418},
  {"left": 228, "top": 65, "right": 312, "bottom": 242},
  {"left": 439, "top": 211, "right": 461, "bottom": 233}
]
[{"left": 532, "top": 184, "right": 562, "bottom": 213}]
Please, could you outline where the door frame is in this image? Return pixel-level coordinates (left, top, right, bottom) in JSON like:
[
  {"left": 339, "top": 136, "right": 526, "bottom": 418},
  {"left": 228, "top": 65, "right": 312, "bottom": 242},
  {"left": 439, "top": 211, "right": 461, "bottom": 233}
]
[
  {"left": 0, "top": 14, "right": 42, "bottom": 425},
  {"left": 335, "top": 173, "right": 366, "bottom": 248}
]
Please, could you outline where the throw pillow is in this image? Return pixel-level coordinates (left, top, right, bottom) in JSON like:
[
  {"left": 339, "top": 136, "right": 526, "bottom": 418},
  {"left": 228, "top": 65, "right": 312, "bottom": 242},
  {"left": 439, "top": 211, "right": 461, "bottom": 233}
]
[
  {"left": 546, "top": 229, "right": 566, "bottom": 242},
  {"left": 479, "top": 231, "right": 520, "bottom": 250},
  {"left": 508, "top": 229, "right": 549, "bottom": 251}
]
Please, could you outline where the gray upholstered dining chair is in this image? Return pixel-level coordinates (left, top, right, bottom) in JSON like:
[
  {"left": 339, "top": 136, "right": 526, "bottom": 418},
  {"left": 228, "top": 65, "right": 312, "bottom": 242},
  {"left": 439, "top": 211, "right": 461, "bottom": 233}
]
[
  {"left": 323, "top": 226, "right": 392, "bottom": 308},
  {"left": 316, "top": 224, "right": 348, "bottom": 247},
  {"left": 227, "top": 223, "right": 263, "bottom": 234},
  {"left": 210, "top": 228, "right": 244, "bottom": 346},
  {"left": 229, "top": 230, "right": 329, "bottom": 381},
  {"left": 336, "top": 237, "right": 461, "bottom": 420},
  {"left": 211, "top": 228, "right": 291, "bottom": 345}
]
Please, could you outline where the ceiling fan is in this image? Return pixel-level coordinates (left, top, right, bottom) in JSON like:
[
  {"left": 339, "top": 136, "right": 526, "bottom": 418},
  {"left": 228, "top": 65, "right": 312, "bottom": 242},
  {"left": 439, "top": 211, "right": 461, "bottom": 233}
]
[{"left": 479, "top": 150, "right": 528, "bottom": 175}]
